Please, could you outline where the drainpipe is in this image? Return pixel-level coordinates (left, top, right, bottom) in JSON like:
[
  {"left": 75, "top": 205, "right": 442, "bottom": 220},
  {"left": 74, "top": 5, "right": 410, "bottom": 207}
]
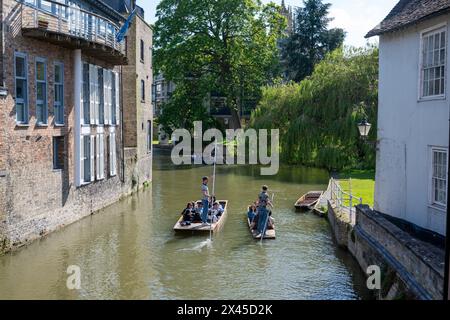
[{"left": 444, "top": 111, "right": 450, "bottom": 300}]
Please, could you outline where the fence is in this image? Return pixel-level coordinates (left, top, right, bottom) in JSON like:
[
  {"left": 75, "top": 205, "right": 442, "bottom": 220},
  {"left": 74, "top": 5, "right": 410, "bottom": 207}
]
[{"left": 329, "top": 177, "right": 363, "bottom": 226}]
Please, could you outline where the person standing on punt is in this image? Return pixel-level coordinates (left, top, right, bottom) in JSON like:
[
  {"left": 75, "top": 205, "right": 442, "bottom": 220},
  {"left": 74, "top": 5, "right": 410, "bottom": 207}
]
[
  {"left": 201, "top": 176, "right": 211, "bottom": 224},
  {"left": 256, "top": 185, "right": 273, "bottom": 238}
]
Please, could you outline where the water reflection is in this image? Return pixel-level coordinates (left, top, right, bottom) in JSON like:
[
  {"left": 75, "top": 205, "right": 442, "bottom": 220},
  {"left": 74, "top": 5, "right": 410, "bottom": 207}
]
[{"left": 0, "top": 150, "right": 371, "bottom": 300}]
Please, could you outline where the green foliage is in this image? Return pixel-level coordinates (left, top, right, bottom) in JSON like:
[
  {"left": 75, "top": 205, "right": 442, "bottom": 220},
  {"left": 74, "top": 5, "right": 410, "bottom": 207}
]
[
  {"left": 251, "top": 46, "right": 379, "bottom": 171},
  {"left": 156, "top": 80, "right": 218, "bottom": 135},
  {"left": 281, "top": 0, "right": 346, "bottom": 82},
  {"left": 153, "top": 0, "right": 287, "bottom": 130}
]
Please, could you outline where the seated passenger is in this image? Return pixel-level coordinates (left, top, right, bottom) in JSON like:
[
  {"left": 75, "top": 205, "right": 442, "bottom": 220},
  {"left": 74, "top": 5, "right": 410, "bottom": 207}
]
[
  {"left": 207, "top": 213, "right": 219, "bottom": 224},
  {"left": 248, "top": 204, "right": 257, "bottom": 219},
  {"left": 181, "top": 202, "right": 194, "bottom": 226},
  {"left": 192, "top": 202, "right": 203, "bottom": 222},
  {"left": 208, "top": 202, "right": 221, "bottom": 223},
  {"left": 252, "top": 212, "right": 259, "bottom": 230},
  {"left": 212, "top": 201, "right": 224, "bottom": 217}
]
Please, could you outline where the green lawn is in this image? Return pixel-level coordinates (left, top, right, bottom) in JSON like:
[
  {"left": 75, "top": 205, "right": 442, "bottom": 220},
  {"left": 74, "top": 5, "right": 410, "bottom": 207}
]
[{"left": 338, "top": 169, "right": 375, "bottom": 207}]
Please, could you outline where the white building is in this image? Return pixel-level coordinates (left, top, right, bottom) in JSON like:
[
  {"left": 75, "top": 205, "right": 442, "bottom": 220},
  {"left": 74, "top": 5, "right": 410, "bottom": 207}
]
[{"left": 367, "top": 0, "right": 449, "bottom": 235}]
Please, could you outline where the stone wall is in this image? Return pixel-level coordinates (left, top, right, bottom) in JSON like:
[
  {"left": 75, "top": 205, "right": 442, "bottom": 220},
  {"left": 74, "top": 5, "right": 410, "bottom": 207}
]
[
  {"left": 327, "top": 193, "right": 445, "bottom": 299},
  {"left": 353, "top": 205, "right": 444, "bottom": 300},
  {"left": 327, "top": 201, "right": 351, "bottom": 248}
]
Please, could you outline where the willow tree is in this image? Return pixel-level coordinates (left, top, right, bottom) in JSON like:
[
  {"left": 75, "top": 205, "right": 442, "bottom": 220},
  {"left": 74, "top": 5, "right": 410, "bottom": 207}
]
[
  {"left": 251, "top": 46, "right": 379, "bottom": 171},
  {"left": 153, "top": 0, "right": 286, "bottom": 130}
]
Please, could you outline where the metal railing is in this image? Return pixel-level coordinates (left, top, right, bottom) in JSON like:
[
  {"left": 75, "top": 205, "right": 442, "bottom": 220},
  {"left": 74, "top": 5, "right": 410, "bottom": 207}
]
[
  {"left": 330, "top": 177, "right": 363, "bottom": 226},
  {"left": 19, "top": 0, "right": 124, "bottom": 53}
]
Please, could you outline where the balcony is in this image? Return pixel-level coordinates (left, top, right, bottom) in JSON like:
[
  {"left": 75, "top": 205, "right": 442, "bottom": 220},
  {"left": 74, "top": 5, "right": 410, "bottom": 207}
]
[{"left": 18, "top": 0, "right": 127, "bottom": 65}]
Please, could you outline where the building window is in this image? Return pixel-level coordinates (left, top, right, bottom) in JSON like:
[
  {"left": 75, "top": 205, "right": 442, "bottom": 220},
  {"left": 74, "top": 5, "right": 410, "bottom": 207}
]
[
  {"left": 36, "top": 58, "right": 47, "bottom": 125},
  {"left": 81, "top": 135, "right": 91, "bottom": 183},
  {"left": 53, "top": 136, "right": 65, "bottom": 170},
  {"left": 103, "top": 69, "right": 113, "bottom": 125},
  {"left": 90, "top": 64, "right": 99, "bottom": 124},
  {"left": 81, "top": 63, "right": 90, "bottom": 125},
  {"left": 109, "top": 133, "right": 117, "bottom": 176},
  {"left": 96, "top": 133, "right": 105, "bottom": 180},
  {"left": 421, "top": 27, "right": 446, "bottom": 98},
  {"left": 112, "top": 72, "right": 117, "bottom": 125},
  {"left": 54, "top": 62, "right": 64, "bottom": 125},
  {"left": 15, "top": 52, "right": 28, "bottom": 124},
  {"left": 80, "top": 135, "right": 95, "bottom": 184},
  {"left": 156, "top": 83, "right": 162, "bottom": 96},
  {"left": 431, "top": 148, "right": 447, "bottom": 207},
  {"left": 141, "top": 80, "right": 145, "bottom": 102},
  {"left": 140, "top": 39, "right": 145, "bottom": 62},
  {"left": 98, "top": 67, "right": 105, "bottom": 125}
]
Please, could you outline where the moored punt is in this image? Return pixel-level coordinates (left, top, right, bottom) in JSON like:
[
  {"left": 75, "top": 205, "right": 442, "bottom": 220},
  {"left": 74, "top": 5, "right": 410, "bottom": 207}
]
[
  {"left": 247, "top": 215, "right": 276, "bottom": 240},
  {"left": 173, "top": 200, "right": 228, "bottom": 233},
  {"left": 295, "top": 191, "right": 323, "bottom": 211}
]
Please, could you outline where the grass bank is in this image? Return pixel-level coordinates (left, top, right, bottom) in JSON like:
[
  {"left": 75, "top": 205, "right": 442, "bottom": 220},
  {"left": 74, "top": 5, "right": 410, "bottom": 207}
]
[{"left": 338, "top": 169, "right": 375, "bottom": 207}]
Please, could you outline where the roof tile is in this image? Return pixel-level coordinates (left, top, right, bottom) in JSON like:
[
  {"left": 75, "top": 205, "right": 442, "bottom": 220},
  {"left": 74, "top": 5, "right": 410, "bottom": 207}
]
[{"left": 366, "top": 0, "right": 450, "bottom": 38}]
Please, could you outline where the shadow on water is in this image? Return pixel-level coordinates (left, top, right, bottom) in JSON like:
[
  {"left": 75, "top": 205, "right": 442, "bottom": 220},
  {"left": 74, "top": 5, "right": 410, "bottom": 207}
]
[{"left": 0, "top": 152, "right": 372, "bottom": 300}]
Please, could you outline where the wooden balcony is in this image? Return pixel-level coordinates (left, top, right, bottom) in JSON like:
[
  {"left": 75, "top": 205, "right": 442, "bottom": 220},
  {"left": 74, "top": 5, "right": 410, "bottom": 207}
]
[{"left": 19, "top": 0, "right": 127, "bottom": 65}]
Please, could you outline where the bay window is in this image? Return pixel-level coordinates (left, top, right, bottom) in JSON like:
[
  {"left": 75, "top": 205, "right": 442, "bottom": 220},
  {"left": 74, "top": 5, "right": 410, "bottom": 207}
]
[
  {"left": 96, "top": 134, "right": 105, "bottom": 180},
  {"left": 109, "top": 132, "right": 117, "bottom": 177},
  {"left": 81, "top": 63, "right": 90, "bottom": 125},
  {"left": 80, "top": 135, "right": 94, "bottom": 184}
]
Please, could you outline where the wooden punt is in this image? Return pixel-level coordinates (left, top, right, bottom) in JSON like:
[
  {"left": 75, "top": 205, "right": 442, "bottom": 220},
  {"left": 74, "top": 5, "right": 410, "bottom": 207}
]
[
  {"left": 294, "top": 191, "right": 323, "bottom": 211},
  {"left": 247, "top": 215, "right": 276, "bottom": 240},
  {"left": 173, "top": 200, "right": 228, "bottom": 233}
]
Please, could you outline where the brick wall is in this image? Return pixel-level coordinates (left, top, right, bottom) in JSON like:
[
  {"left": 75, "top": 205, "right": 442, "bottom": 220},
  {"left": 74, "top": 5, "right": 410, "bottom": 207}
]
[
  {"left": 0, "top": 0, "right": 130, "bottom": 254},
  {"left": 122, "top": 14, "right": 153, "bottom": 192}
]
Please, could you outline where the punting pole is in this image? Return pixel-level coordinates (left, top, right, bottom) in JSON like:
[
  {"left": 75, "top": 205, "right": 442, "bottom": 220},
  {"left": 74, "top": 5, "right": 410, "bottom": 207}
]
[{"left": 210, "top": 141, "right": 218, "bottom": 241}]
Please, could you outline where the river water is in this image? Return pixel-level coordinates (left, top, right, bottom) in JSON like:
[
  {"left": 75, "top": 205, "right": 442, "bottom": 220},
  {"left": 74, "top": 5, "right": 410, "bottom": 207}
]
[{"left": 0, "top": 150, "right": 371, "bottom": 300}]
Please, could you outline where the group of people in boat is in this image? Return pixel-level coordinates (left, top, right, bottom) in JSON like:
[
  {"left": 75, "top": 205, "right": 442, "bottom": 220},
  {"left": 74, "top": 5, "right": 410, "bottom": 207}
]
[
  {"left": 247, "top": 185, "right": 274, "bottom": 238},
  {"left": 180, "top": 176, "right": 224, "bottom": 226},
  {"left": 179, "top": 177, "right": 274, "bottom": 237}
]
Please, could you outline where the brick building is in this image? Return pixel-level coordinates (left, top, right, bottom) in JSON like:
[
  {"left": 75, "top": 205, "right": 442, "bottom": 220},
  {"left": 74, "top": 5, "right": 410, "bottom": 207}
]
[
  {"left": 0, "top": 0, "right": 153, "bottom": 254},
  {"left": 104, "top": 0, "right": 153, "bottom": 189}
]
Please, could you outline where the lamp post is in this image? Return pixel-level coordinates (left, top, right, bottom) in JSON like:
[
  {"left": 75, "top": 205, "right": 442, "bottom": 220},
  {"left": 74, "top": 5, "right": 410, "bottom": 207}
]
[
  {"left": 357, "top": 119, "right": 378, "bottom": 150},
  {"left": 357, "top": 119, "right": 372, "bottom": 140}
]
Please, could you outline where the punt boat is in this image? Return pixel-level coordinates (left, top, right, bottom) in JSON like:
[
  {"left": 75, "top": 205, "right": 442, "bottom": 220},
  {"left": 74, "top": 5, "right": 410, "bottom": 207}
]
[
  {"left": 294, "top": 191, "right": 323, "bottom": 211},
  {"left": 173, "top": 200, "right": 228, "bottom": 233},
  {"left": 246, "top": 214, "right": 276, "bottom": 240}
]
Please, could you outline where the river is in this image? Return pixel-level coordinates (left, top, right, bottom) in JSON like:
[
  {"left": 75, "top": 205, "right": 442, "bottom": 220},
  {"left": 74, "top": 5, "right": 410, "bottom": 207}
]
[{"left": 0, "top": 150, "right": 371, "bottom": 300}]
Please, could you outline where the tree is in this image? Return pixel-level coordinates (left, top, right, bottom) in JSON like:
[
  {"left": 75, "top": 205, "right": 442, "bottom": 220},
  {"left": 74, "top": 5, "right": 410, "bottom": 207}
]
[
  {"left": 153, "top": 0, "right": 286, "bottom": 131},
  {"left": 281, "top": 0, "right": 346, "bottom": 82},
  {"left": 156, "top": 80, "right": 218, "bottom": 135},
  {"left": 251, "top": 46, "right": 379, "bottom": 171}
]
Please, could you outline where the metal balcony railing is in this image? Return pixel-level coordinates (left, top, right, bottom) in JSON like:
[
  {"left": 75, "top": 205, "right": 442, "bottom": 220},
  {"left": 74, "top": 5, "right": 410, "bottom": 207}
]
[
  {"left": 19, "top": 0, "right": 125, "bottom": 55},
  {"left": 330, "top": 178, "right": 363, "bottom": 226}
]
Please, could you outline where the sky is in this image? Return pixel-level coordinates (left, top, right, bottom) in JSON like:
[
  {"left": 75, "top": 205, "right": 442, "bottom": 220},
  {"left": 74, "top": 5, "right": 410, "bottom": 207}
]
[{"left": 137, "top": 0, "right": 398, "bottom": 47}]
